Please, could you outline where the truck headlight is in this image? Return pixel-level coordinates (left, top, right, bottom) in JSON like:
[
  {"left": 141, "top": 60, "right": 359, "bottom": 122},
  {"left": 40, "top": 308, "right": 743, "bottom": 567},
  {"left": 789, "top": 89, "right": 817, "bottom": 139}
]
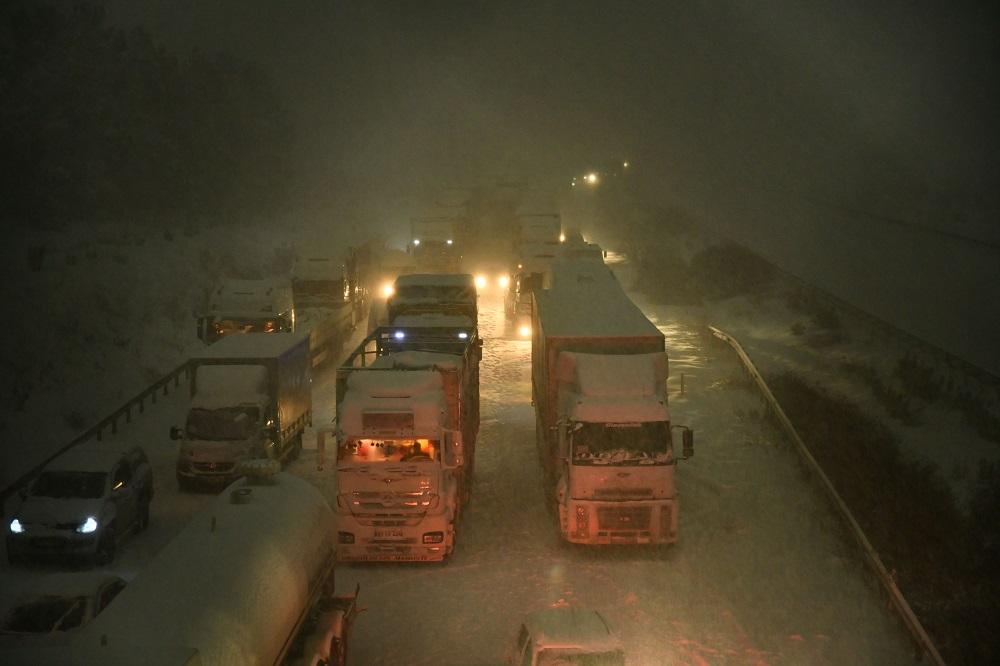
[
  {"left": 474, "top": 275, "right": 487, "bottom": 289},
  {"left": 422, "top": 531, "right": 444, "bottom": 544},
  {"left": 575, "top": 506, "right": 589, "bottom": 537},
  {"left": 498, "top": 274, "right": 510, "bottom": 289},
  {"left": 76, "top": 516, "right": 99, "bottom": 534},
  {"left": 518, "top": 325, "right": 531, "bottom": 338},
  {"left": 9, "top": 518, "right": 24, "bottom": 534}
]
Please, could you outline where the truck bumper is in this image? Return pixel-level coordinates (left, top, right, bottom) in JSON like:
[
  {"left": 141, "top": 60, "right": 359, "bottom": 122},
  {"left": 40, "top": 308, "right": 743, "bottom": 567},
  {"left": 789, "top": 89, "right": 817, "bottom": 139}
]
[
  {"left": 176, "top": 460, "right": 239, "bottom": 485},
  {"left": 560, "top": 498, "right": 677, "bottom": 545},
  {"left": 334, "top": 512, "right": 454, "bottom": 562}
]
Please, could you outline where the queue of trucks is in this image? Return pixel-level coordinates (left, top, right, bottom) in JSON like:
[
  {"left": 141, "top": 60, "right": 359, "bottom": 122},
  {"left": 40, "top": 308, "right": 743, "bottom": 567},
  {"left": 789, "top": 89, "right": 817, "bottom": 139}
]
[{"left": 2, "top": 187, "right": 695, "bottom": 663}]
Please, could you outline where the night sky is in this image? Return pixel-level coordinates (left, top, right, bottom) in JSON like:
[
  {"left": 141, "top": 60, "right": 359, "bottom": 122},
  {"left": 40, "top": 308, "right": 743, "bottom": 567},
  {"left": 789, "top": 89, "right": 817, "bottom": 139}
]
[{"left": 100, "top": 0, "right": 1000, "bottom": 223}]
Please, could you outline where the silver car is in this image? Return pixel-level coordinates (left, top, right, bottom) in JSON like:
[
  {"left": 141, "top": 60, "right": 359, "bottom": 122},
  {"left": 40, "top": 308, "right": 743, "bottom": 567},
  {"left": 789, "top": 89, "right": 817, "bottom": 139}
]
[
  {"left": 0, "top": 572, "right": 127, "bottom": 640},
  {"left": 6, "top": 443, "right": 153, "bottom": 567}
]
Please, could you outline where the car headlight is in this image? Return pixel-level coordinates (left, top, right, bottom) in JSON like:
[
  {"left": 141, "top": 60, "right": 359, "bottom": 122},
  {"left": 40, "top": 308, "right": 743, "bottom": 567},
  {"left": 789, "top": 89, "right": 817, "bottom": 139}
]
[
  {"left": 76, "top": 516, "right": 99, "bottom": 534},
  {"left": 9, "top": 518, "right": 24, "bottom": 534}
]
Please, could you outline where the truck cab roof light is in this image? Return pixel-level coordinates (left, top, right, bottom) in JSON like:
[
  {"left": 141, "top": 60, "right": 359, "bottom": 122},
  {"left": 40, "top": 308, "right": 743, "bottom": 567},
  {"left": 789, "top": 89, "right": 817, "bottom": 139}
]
[
  {"left": 458, "top": 332, "right": 468, "bottom": 339},
  {"left": 394, "top": 331, "right": 405, "bottom": 340}
]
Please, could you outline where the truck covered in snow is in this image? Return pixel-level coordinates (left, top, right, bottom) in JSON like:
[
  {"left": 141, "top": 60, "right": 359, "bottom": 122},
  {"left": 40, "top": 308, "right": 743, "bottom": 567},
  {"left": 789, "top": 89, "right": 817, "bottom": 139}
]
[
  {"left": 329, "top": 325, "right": 481, "bottom": 561},
  {"left": 60, "top": 465, "right": 359, "bottom": 666},
  {"left": 387, "top": 273, "right": 478, "bottom": 330},
  {"left": 196, "top": 278, "right": 295, "bottom": 344},
  {"left": 291, "top": 256, "right": 355, "bottom": 367},
  {"left": 408, "top": 216, "right": 462, "bottom": 273},
  {"left": 513, "top": 212, "right": 561, "bottom": 250},
  {"left": 505, "top": 242, "right": 559, "bottom": 336},
  {"left": 172, "top": 333, "right": 312, "bottom": 490},
  {"left": 532, "top": 256, "right": 693, "bottom": 545}
]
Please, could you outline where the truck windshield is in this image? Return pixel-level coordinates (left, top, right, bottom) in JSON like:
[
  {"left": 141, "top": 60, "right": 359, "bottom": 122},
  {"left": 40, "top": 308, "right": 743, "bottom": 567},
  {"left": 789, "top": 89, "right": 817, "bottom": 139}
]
[
  {"left": 32, "top": 471, "right": 106, "bottom": 499},
  {"left": 213, "top": 317, "right": 290, "bottom": 338},
  {"left": 339, "top": 438, "right": 439, "bottom": 463},
  {"left": 537, "top": 649, "right": 625, "bottom": 666},
  {"left": 186, "top": 407, "right": 260, "bottom": 441},
  {"left": 572, "top": 422, "right": 672, "bottom": 466}
]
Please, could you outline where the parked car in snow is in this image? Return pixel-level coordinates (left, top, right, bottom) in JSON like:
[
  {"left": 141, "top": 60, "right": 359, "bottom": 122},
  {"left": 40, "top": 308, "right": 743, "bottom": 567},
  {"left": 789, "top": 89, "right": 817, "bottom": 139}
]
[
  {"left": 509, "top": 608, "right": 625, "bottom": 666},
  {"left": 0, "top": 572, "right": 126, "bottom": 642},
  {"left": 6, "top": 443, "right": 153, "bottom": 567}
]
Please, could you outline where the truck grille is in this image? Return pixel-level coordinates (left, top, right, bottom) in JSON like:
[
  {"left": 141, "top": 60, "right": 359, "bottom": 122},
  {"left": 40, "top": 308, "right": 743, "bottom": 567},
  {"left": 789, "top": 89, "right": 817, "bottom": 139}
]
[
  {"left": 593, "top": 487, "right": 654, "bottom": 500},
  {"left": 193, "top": 462, "right": 235, "bottom": 474},
  {"left": 597, "top": 506, "right": 651, "bottom": 530}
]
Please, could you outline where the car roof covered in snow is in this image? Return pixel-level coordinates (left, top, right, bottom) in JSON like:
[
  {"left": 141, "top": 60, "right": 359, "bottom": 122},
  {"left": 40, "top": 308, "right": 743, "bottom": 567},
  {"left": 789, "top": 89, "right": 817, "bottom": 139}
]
[
  {"left": 45, "top": 443, "right": 138, "bottom": 473},
  {"left": 523, "top": 608, "right": 623, "bottom": 652},
  {"left": 394, "top": 273, "right": 474, "bottom": 288},
  {"left": 536, "top": 258, "right": 662, "bottom": 340},
  {"left": 193, "top": 332, "right": 309, "bottom": 360}
]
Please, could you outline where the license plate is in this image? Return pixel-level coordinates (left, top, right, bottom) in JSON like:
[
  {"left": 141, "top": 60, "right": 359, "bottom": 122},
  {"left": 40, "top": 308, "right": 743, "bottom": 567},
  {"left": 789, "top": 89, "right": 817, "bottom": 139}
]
[{"left": 374, "top": 529, "right": 403, "bottom": 538}]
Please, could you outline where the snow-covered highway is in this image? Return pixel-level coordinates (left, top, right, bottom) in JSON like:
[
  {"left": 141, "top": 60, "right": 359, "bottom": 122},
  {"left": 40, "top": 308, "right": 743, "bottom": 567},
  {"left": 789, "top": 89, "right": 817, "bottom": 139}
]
[{"left": 1, "top": 268, "right": 917, "bottom": 665}]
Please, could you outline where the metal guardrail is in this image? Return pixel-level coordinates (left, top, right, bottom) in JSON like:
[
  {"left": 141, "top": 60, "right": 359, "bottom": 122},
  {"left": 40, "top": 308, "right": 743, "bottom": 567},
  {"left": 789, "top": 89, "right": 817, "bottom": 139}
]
[
  {"left": 708, "top": 325, "right": 946, "bottom": 665},
  {"left": 1, "top": 361, "right": 191, "bottom": 505}
]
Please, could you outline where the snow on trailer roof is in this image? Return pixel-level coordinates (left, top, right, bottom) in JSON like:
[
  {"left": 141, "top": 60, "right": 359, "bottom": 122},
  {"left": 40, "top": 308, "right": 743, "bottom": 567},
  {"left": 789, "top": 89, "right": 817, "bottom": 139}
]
[
  {"left": 192, "top": 331, "right": 309, "bottom": 360},
  {"left": 292, "top": 256, "right": 341, "bottom": 280},
  {"left": 537, "top": 258, "right": 662, "bottom": 339},
  {"left": 370, "top": 350, "right": 463, "bottom": 372},
  {"left": 191, "top": 365, "right": 269, "bottom": 409},
  {"left": 339, "top": 371, "right": 447, "bottom": 436},
  {"left": 73, "top": 472, "right": 335, "bottom": 665},
  {"left": 394, "top": 273, "right": 475, "bottom": 288},
  {"left": 523, "top": 608, "right": 623, "bottom": 653}
]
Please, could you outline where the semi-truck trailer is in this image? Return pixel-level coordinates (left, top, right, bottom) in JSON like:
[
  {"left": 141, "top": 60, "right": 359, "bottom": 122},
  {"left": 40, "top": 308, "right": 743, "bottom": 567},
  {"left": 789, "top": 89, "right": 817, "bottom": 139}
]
[
  {"left": 291, "top": 256, "right": 355, "bottom": 367},
  {"left": 330, "top": 326, "right": 481, "bottom": 562},
  {"left": 60, "top": 465, "right": 359, "bottom": 666},
  {"left": 532, "top": 255, "right": 693, "bottom": 545},
  {"left": 196, "top": 278, "right": 295, "bottom": 344},
  {"left": 172, "top": 333, "right": 312, "bottom": 490}
]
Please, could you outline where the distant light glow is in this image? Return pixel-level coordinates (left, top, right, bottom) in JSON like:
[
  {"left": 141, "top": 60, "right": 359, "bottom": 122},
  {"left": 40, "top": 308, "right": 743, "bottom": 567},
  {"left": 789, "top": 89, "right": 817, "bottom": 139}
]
[
  {"left": 498, "top": 275, "right": 510, "bottom": 289},
  {"left": 394, "top": 331, "right": 405, "bottom": 340},
  {"left": 585, "top": 172, "right": 599, "bottom": 185},
  {"left": 474, "top": 275, "right": 487, "bottom": 289},
  {"left": 413, "top": 239, "right": 421, "bottom": 246},
  {"left": 458, "top": 332, "right": 469, "bottom": 339},
  {"left": 518, "top": 325, "right": 531, "bottom": 338},
  {"left": 623, "top": 161, "right": 630, "bottom": 168},
  {"left": 381, "top": 283, "right": 395, "bottom": 297},
  {"left": 446, "top": 239, "right": 453, "bottom": 245},
  {"left": 559, "top": 233, "right": 566, "bottom": 243}
]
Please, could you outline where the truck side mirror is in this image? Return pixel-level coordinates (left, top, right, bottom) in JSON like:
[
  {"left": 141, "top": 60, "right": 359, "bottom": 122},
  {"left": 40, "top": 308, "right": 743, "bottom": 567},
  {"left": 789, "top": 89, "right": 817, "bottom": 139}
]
[{"left": 169, "top": 426, "right": 183, "bottom": 441}]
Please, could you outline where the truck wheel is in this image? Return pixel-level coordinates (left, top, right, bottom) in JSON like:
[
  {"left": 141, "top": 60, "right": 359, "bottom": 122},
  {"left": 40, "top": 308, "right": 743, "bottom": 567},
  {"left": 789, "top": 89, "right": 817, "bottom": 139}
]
[{"left": 94, "top": 527, "right": 116, "bottom": 567}]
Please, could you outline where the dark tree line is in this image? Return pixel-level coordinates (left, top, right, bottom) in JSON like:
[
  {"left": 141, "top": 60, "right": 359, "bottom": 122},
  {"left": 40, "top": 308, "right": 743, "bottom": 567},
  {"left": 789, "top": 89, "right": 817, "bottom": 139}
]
[{"left": 0, "top": 2, "right": 293, "bottom": 227}]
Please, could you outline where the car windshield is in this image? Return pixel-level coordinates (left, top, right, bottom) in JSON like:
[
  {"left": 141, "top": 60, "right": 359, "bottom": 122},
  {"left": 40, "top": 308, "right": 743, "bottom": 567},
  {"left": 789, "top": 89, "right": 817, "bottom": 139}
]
[
  {"left": 572, "top": 422, "right": 672, "bottom": 466},
  {"left": 338, "top": 438, "right": 439, "bottom": 463},
  {"left": 537, "top": 649, "right": 625, "bottom": 666},
  {"left": 32, "top": 471, "right": 106, "bottom": 499},
  {"left": 3, "top": 597, "right": 87, "bottom": 632},
  {"left": 186, "top": 406, "right": 260, "bottom": 441}
]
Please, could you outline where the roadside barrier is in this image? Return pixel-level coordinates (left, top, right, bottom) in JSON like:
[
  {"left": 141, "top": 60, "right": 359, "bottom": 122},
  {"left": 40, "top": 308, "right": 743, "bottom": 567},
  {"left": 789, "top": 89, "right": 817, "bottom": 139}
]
[
  {"left": 0, "top": 362, "right": 191, "bottom": 505},
  {"left": 709, "top": 325, "right": 946, "bottom": 666}
]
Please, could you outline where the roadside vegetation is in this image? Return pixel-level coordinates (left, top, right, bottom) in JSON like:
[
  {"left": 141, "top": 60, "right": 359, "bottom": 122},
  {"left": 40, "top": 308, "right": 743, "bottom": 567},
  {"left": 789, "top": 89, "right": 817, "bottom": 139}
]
[{"left": 768, "top": 372, "right": 1000, "bottom": 664}]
